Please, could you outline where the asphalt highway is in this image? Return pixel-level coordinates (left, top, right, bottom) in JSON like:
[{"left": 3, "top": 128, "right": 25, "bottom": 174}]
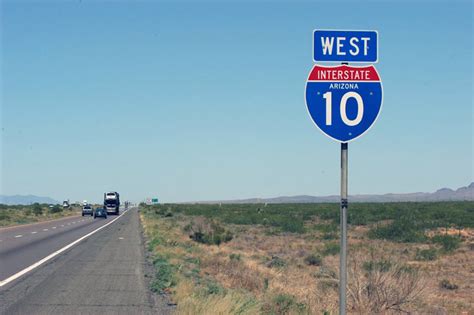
[
  {"left": 0, "top": 208, "right": 171, "bottom": 314},
  {"left": 0, "top": 213, "right": 110, "bottom": 281}
]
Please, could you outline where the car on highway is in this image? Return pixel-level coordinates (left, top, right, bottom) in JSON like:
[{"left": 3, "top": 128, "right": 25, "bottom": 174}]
[
  {"left": 82, "top": 204, "right": 93, "bottom": 216},
  {"left": 94, "top": 207, "right": 107, "bottom": 219}
]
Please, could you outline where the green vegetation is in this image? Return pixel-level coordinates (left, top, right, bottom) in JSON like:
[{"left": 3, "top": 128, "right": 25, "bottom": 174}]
[
  {"left": 440, "top": 279, "right": 458, "bottom": 290},
  {"left": 263, "top": 294, "right": 305, "bottom": 315},
  {"left": 414, "top": 248, "right": 438, "bottom": 261},
  {"left": 0, "top": 203, "right": 80, "bottom": 227},
  {"left": 49, "top": 204, "right": 63, "bottom": 213},
  {"left": 33, "top": 203, "right": 43, "bottom": 216},
  {"left": 266, "top": 256, "right": 286, "bottom": 268},
  {"left": 139, "top": 202, "right": 472, "bottom": 314},
  {"left": 321, "top": 242, "right": 340, "bottom": 256},
  {"left": 363, "top": 259, "right": 392, "bottom": 272},
  {"left": 304, "top": 253, "right": 323, "bottom": 266},
  {"left": 143, "top": 201, "right": 474, "bottom": 241},
  {"left": 186, "top": 219, "right": 233, "bottom": 246},
  {"left": 150, "top": 254, "right": 176, "bottom": 293},
  {"left": 140, "top": 207, "right": 262, "bottom": 314},
  {"left": 368, "top": 218, "right": 428, "bottom": 243},
  {"left": 431, "top": 234, "right": 461, "bottom": 252},
  {"left": 229, "top": 253, "right": 241, "bottom": 261}
]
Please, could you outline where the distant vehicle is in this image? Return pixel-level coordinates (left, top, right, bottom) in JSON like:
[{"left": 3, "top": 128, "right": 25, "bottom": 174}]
[
  {"left": 94, "top": 207, "right": 107, "bottom": 219},
  {"left": 62, "top": 200, "right": 70, "bottom": 208},
  {"left": 82, "top": 204, "right": 93, "bottom": 216},
  {"left": 83, "top": 200, "right": 88, "bottom": 206},
  {"left": 104, "top": 192, "right": 120, "bottom": 215}
]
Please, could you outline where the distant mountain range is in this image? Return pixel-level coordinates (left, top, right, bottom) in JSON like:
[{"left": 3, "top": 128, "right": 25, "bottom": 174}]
[
  {"left": 195, "top": 183, "right": 474, "bottom": 204},
  {"left": 2, "top": 183, "right": 473, "bottom": 205},
  {"left": 0, "top": 195, "right": 60, "bottom": 205}
]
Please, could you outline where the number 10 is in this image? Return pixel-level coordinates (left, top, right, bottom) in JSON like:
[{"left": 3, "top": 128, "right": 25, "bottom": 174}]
[{"left": 323, "top": 91, "right": 364, "bottom": 126}]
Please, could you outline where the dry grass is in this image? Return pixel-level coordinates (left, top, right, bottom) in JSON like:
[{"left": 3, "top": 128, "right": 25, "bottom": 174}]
[
  {"left": 0, "top": 205, "right": 82, "bottom": 228},
  {"left": 174, "top": 278, "right": 261, "bottom": 315},
  {"left": 140, "top": 212, "right": 261, "bottom": 315},
  {"left": 141, "top": 210, "right": 474, "bottom": 314}
]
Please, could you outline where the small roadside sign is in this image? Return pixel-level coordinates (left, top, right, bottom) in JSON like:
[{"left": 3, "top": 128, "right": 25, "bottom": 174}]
[{"left": 313, "top": 30, "right": 378, "bottom": 63}]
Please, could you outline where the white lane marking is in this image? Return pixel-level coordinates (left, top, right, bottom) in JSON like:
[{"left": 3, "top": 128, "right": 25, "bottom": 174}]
[
  {"left": 52, "top": 227, "right": 57, "bottom": 229},
  {"left": 43, "top": 229, "right": 48, "bottom": 231},
  {"left": 15, "top": 235, "right": 23, "bottom": 238},
  {"left": 118, "top": 237, "right": 124, "bottom": 240},
  {"left": 0, "top": 209, "right": 130, "bottom": 287},
  {"left": 31, "top": 231, "right": 38, "bottom": 234}
]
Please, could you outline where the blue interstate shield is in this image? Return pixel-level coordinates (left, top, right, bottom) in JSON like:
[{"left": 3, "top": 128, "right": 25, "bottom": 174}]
[{"left": 305, "top": 65, "right": 383, "bottom": 142}]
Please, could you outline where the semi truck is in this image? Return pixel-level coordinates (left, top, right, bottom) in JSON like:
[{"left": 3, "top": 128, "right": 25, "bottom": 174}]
[{"left": 104, "top": 192, "right": 120, "bottom": 215}]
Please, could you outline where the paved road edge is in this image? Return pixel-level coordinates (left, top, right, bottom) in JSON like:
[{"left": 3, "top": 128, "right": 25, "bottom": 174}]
[{"left": 0, "top": 209, "right": 130, "bottom": 287}]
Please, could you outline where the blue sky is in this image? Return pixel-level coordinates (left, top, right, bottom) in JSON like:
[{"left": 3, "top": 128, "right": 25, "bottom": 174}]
[{"left": 1, "top": 0, "right": 472, "bottom": 203}]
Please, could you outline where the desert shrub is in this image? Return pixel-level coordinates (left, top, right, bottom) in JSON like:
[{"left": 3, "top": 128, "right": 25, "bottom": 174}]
[
  {"left": 414, "top": 248, "right": 438, "bottom": 261},
  {"left": 229, "top": 253, "right": 241, "bottom": 261},
  {"left": 143, "top": 202, "right": 474, "bottom": 236},
  {"left": 322, "top": 242, "right": 340, "bottom": 256},
  {"left": 368, "top": 219, "right": 426, "bottom": 243},
  {"left": 263, "top": 278, "right": 269, "bottom": 291},
  {"left": 349, "top": 211, "right": 370, "bottom": 225},
  {"left": 152, "top": 207, "right": 174, "bottom": 217},
  {"left": 319, "top": 279, "right": 338, "bottom": 292},
  {"left": 279, "top": 217, "right": 305, "bottom": 233},
  {"left": 321, "top": 232, "right": 338, "bottom": 240},
  {"left": 147, "top": 236, "right": 164, "bottom": 251},
  {"left": 439, "top": 279, "right": 458, "bottom": 290},
  {"left": 262, "top": 294, "right": 302, "bottom": 314},
  {"left": 49, "top": 205, "right": 62, "bottom": 213},
  {"left": 206, "top": 281, "right": 225, "bottom": 295},
  {"left": 363, "top": 259, "right": 392, "bottom": 272},
  {"left": 153, "top": 207, "right": 165, "bottom": 216},
  {"left": 348, "top": 252, "right": 425, "bottom": 314},
  {"left": 0, "top": 211, "right": 10, "bottom": 221},
  {"left": 151, "top": 254, "right": 176, "bottom": 292},
  {"left": 304, "top": 254, "right": 323, "bottom": 266},
  {"left": 431, "top": 234, "right": 461, "bottom": 252},
  {"left": 266, "top": 255, "right": 286, "bottom": 268},
  {"left": 183, "top": 222, "right": 193, "bottom": 232},
  {"left": 187, "top": 218, "right": 233, "bottom": 246},
  {"left": 33, "top": 203, "right": 43, "bottom": 216},
  {"left": 312, "top": 223, "right": 338, "bottom": 233},
  {"left": 314, "top": 266, "right": 337, "bottom": 279}
]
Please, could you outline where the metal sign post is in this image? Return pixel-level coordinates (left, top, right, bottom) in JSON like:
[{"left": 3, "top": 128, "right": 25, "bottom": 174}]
[{"left": 339, "top": 142, "right": 348, "bottom": 315}]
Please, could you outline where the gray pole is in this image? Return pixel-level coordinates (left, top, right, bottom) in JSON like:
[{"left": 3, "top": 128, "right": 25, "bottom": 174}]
[{"left": 339, "top": 142, "right": 348, "bottom": 315}]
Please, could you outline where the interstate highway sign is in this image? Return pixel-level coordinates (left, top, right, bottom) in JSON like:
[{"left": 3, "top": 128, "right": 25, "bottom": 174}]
[
  {"left": 313, "top": 30, "right": 378, "bottom": 63},
  {"left": 305, "top": 65, "right": 383, "bottom": 142}
]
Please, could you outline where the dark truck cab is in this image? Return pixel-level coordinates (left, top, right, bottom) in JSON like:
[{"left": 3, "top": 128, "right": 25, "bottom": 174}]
[{"left": 104, "top": 192, "right": 120, "bottom": 215}]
